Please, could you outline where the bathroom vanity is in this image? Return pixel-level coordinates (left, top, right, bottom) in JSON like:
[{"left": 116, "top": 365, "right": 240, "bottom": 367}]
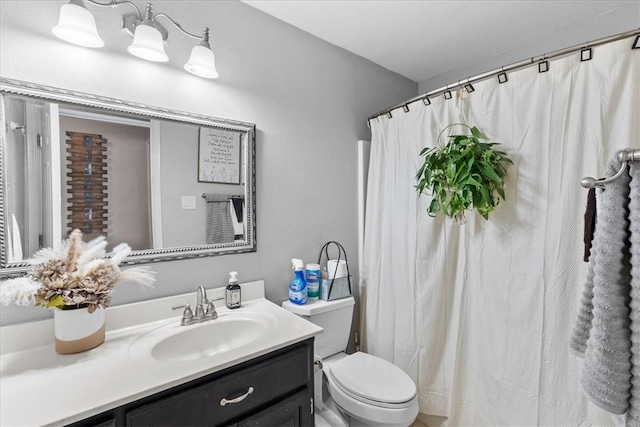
[
  {"left": 0, "top": 281, "right": 322, "bottom": 426},
  {"left": 76, "top": 339, "right": 313, "bottom": 426}
]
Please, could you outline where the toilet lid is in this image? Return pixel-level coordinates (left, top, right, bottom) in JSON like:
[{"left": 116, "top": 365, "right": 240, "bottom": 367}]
[{"left": 328, "top": 352, "right": 416, "bottom": 405}]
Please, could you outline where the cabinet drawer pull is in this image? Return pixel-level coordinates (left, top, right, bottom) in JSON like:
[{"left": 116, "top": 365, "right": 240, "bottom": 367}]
[{"left": 220, "top": 387, "right": 254, "bottom": 406}]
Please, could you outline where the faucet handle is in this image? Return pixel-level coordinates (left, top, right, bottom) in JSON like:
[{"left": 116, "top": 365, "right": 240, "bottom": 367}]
[
  {"left": 206, "top": 301, "right": 218, "bottom": 320},
  {"left": 195, "top": 303, "right": 206, "bottom": 318},
  {"left": 172, "top": 304, "right": 194, "bottom": 323}
]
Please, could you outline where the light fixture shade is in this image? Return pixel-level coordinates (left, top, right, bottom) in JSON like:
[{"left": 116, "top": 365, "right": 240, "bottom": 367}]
[
  {"left": 52, "top": 1, "right": 104, "bottom": 48},
  {"left": 127, "top": 23, "right": 169, "bottom": 62},
  {"left": 184, "top": 44, "right": 219, "bottom": 79}
]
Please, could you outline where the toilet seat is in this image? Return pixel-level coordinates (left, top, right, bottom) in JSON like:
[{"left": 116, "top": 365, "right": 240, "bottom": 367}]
[{"left": 327, "top": 352, "right": 417, "bottom": 408}]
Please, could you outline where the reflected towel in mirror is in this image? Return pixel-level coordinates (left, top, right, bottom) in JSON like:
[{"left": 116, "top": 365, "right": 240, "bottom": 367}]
[
  {"left": 202, "top": 194, "right": 244, "bottom": 244},
  {"left": 203, "top": 194, "right": 235, "bottom": 244}
]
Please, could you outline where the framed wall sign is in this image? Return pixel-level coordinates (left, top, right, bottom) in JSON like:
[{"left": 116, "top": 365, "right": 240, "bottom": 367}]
[{"left": 198, "top": 126, "right": 241, "bottom": 184}]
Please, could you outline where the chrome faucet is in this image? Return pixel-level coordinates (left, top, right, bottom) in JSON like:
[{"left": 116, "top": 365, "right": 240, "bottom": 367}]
[
  {"left": 196, "top": 285, "right": 208, "bottom": 317},
  {"left": 197, "top": 285, "right": 207, "bottom": 305},
  {"left": 172, "top": 286, "right": 218, "bottom": 326}
]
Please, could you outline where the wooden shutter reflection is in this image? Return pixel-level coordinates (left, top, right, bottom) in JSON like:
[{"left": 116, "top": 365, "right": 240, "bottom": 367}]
[{"left": 66, "top": 132, "right": 107, "bottom": 239}]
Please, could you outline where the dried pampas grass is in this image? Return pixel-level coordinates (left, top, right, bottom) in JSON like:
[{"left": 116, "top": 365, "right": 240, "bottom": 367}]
[{"left": 1, "top": 229, "right": 155, "bottom": 311}]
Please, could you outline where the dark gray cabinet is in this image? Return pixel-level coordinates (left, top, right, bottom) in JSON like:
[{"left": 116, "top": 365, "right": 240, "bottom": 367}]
[
  {"left": 71, "top": 339, "right": 314, "bottom": 427},
  {"left": 238, "top": 390, "right": 312, "bottom": 426}
]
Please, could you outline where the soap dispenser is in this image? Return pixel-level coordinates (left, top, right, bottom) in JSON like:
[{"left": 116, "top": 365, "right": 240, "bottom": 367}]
[{"left": 226, "top": 271, "right": 241, "bottom": 309}]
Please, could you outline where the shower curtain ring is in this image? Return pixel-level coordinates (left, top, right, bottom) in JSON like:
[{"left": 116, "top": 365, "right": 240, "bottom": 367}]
[
  {"left": 443, "top": 84, "right": 452, "bottom": 100},
  {"left": 498, "top": 66, "right": 508, "bottom": 84},
  {"left": 464, "top": 77, "right": 475, "bottom": 93},
  {"left": 581, "top": 42, "right": 593, "bottom": 61},
  {"left": 538, "top": 53, "right": 549, "bottom": 73}
]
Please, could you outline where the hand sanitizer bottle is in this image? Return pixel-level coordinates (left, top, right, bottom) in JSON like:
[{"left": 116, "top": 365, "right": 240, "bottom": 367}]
[{"left": 226, "top": 271, "right": 241, "bottom": 309}]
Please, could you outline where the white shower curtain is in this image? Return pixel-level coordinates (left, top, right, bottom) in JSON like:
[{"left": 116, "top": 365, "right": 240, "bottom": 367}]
[{"left": 362, "top": 37, "right": 640, "bottom": 426}]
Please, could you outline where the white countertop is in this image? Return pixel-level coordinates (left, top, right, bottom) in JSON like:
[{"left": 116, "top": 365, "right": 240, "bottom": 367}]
[{"left": 0, "top": 280, "right": 322, "bottom": 426}]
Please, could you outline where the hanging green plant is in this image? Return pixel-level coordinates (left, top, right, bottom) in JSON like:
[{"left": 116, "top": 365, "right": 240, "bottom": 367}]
[{"left": 415, "top": 124, "right": 512, "bottom": 224}]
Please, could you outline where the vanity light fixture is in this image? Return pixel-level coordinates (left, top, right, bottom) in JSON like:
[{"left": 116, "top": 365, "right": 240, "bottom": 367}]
[
  {"left": 126, "top": 3, "right": 168, "bottom": 62},
  {"left": 52, "top": 0, "right": 104, "bottom": 48},
  {"left": 52, "top": 0, "right": 219, "bottom": 79},
  {"left": 183, "top": 28, "right": 219, "bottom": 79}
]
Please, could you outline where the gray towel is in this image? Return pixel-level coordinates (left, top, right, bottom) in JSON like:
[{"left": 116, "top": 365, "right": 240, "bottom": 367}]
[
  {"left": 203, "top": 194, "right": 234, "bottom": 244},
  {"left": 569, "top": 241, "right": 597, "bottom": 357},
  {"left": 628, "top": 161, "right": 640, "bottom": 424},
  {"left": 570, "top": 150, "right": 640, "bottom": 425}
]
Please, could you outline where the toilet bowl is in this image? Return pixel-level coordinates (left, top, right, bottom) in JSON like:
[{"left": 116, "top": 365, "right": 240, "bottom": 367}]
[
  {"left": 282, "top": 297, "right": 419, "bottom": 426},
  {"left": 322, "top": 352, "right": 419, "bottom": 427}
]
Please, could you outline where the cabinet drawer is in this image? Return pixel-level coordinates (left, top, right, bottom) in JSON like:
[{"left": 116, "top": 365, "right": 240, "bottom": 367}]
[{"left": 126, "top": 343, "right": 312, "bottom": 426}]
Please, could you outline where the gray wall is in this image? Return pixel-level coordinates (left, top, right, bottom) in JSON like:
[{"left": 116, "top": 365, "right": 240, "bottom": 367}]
[
  {"left": 158, "top": 120, "right": 244, "bottom": 248},
  {"left": 0, "top": 1, "right": 417, "bottom": 325},
  {"left": 418, "top": 2, "right": 640, "bottom": 93}
]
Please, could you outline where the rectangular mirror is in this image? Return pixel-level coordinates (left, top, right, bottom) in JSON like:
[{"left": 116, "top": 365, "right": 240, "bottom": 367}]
[{"left": 0, "top": 78, "right": 256, "bottom": 277}]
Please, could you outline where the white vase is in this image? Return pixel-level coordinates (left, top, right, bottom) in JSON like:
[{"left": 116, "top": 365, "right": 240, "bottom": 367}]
[{"left": 53, "top": 306, "right": 105, "bottom": 354}]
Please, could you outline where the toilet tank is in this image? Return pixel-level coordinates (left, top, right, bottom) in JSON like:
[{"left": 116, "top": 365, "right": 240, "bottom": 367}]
[{"left": 282, "top": 297, "right": 355, "bottom": 359}]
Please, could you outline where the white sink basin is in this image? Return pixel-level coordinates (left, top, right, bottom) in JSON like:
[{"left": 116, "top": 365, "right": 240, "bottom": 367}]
[{"left": 130, "top": 311, "right": 278, "bottom": 362}]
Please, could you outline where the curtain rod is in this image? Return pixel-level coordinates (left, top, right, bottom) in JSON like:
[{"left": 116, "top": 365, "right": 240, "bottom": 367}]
[{"left": 368, "top": 28, "right": 640, "bottom": 123}]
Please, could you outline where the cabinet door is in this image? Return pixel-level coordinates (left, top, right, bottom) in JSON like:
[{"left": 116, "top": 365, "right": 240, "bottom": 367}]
[
  {"left": 238, "top": 390, "right": 313, "bottom": 427},
  {"left": 126, "top": 341, "right": 312, "bottom": 426}
]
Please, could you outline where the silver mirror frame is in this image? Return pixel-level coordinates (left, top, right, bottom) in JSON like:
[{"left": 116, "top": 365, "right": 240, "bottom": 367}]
[{"left": 0, "top": 77, "right": 256, "bottom": 278}]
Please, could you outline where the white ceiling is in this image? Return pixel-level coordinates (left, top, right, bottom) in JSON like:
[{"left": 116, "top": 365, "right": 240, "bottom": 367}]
[{"left": 242, "top": 1, "right": 639, "bottom": 86}]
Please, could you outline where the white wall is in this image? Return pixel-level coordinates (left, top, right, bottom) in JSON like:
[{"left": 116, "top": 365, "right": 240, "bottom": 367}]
[
  {"left": 0, "top": 1, "right": 417, "bottom": 325},
  {"left": 418, "top": 2, "right": 640, "bottom": 93}
]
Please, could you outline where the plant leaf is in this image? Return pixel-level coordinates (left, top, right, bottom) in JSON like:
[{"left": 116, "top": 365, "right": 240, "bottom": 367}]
[
  {"left": 480, "top": 185, "right": 490, "bottom": 208},
  {"left": 446, "top": 162, "right": 456, "bottom": 182},
  {"left": 46, "top": 295, "right": 65, "bottom": 308},
  {"left": 480, "top": 164, "right": 502, "bottom": 183},
  {"left": 465, "top": 176, "right": 482, "bottom": 188},
  {"left": 428, "top": 198, "right": 440, "bottom": 216}
]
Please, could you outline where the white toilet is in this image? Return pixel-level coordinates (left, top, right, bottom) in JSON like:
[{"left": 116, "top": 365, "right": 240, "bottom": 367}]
[{"left": 282, "top": 297, "right": 419, "bottom": 427}]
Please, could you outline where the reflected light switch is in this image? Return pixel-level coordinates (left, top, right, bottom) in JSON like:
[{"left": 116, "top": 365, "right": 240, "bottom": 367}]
[{"left": 182, "top": 196, "right": 196, "bottom": 210}]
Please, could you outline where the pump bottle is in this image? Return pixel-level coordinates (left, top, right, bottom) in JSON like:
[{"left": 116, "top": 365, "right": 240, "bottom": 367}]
[{"left": 226, "top": 271, "right": 241, "bottom": 309}]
